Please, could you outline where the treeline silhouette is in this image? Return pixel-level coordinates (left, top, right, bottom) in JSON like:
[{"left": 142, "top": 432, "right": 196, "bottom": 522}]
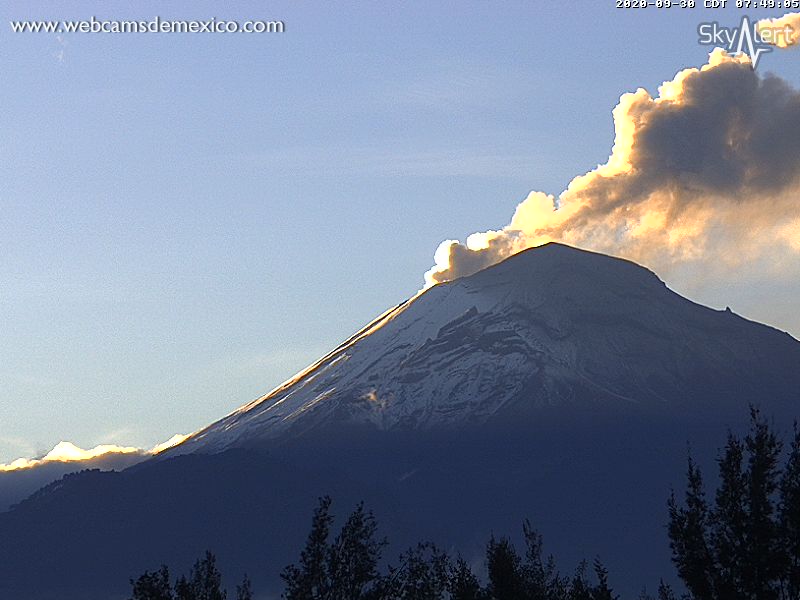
[
  {"left": 129, "top": 552, "right": 252, "bottom": 600},
  {"left": 668, "top": 407, "right": 800, "bottom": 600},
  {"left": 130, "top": 501, "right": 634, "bottom": 600},
  {"left": 128, "top": 408, "right": 800, "bottom": 600}
]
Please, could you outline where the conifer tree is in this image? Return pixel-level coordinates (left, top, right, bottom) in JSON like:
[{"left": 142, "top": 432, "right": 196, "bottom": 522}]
[
  {"left": 486, "top": 536, "right": 526, "bottom": 600},
  {"left": 448, "top": 557, "right": 485, "bottom": 600},
  {"left": 129, "top": 565, "right": 174, "bottom": 600},
  {"left": 235, "top": 574, "right": 253, "bottom": 600},
  {"left": 668, "top": 407, "right": 791, "bottom": 600},
  {"left": 781, "top": 423, "right": 800, "bottom": 600},
  {"left": 177, "top": 551, "right": 226, "bottom": 600},
  {"left": 656, "top": 581, "right": 676, "bottom": 600},
  {"left": 522, "top": 520, "right": 567, "bottom": 599},
  {"left": 282, "top": 496, "right": 335, "bottom": 600},
  {"left": 590, "top": 560, "right": 617, "bottom": 600},
  {"left": 382, "top": 542, "right": 451, "bottom": 600},
  {"left": 711, "top": 431, "right": 747, "bottom": 600},
  {"left": 282, "top": 497, "right": 385, "bottom": 600},
  {"left": 567, "top": 561, "right": 594, "bottom": 600},
  {"left": 328, "top": 501, "right": 386, "bottom": 599},
  {"left": 174, "top": 574, "right": 192, "bottom": 600},
  {"left": 667, "top": 455, "right": 713, "bottom": 600},
  {"left": 741, "top": 407, "right": 782, "bottom": 600}
]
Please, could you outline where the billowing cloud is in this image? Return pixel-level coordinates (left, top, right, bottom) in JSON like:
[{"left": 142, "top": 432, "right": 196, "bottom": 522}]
[
  {"left": 757, "top": 12, "right": 800, "bottom": 48},
  {"left": 425, "top": 49, "right": 800, "bottom": 286},
  {"left": 0, "top": 434, "right": 188, "bottom": 472}
]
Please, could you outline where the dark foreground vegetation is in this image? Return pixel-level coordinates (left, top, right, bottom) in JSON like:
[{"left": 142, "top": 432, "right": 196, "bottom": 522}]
[{"left": 129, "top": 408, "right": 800, "bottom": 600}]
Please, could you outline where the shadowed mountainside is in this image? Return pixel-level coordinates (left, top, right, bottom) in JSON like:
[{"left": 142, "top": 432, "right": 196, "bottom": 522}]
[{"left": 1, "top": 244, "right": 799, "bottom": 600}]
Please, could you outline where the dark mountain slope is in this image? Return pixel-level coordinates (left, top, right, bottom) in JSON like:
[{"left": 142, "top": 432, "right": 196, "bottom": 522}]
[{"left": 1, "top": 244, "right": 798, "bottom": 599}]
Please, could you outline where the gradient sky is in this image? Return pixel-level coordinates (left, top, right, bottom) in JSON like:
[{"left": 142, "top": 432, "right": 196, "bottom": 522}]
[{"left": 1, "top": 1, "right": 799, "bottom": 463}]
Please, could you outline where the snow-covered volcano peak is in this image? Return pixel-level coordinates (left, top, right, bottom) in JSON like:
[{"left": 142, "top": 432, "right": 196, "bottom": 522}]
[{"left": 175, "top": 243, "right": 798, "bottom": 455}]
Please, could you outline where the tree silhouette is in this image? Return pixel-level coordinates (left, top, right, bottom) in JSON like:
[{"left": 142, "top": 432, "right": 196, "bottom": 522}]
[
  {"left": 521, "top": 520, "right": 568, "bottom": 599},
  {"left": 175, "top": 551, "right": 227, "bottom": 600},
  {"left": 591, "top": 559, "right": 618, "bottom": 600},
  {"left": 448, "top": 557, "right": 486, "bottom": 600},
  {"left": 656, "top": 581, "right": 676, "bottom": 600},
  {"left": 129, "top": 552, "right": 243, "bottom": 600},
  {"left": 129, "top": 565, "right": 174, "bottom": 600},
  {"left": 235, "top": 574, "right": 253, "bottom": 600},
  {"left": 125, "top": 492, "right": 661, "bottom": 600},
  {"left": 329, "top": 501, "right": 385, "bottom": 598},
  {"left": 281, "top": 496, "right": 386, "bottom": 600},
  {"left": 486, "top": 535, "right": 526, "bottom": 600},
  {"left": 568, "top": 561, "right": 595, "bottom": 600},
  {"left": 781, "top": 423, "right": 800, "bottom": 600},
  {"left": 381, "top": 542, "right": 451, "bottom": 600},
  {"left": 668, "top": 406, "right": 794, "bottom": 600},
  {"left": 282, "top": 496, "right": 336, "bottom": 599}
]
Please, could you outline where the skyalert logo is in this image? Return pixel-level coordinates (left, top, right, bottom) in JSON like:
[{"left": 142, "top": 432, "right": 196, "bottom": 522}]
[{"left": 698, "top": 15, "right": 795, "bottom": 69}]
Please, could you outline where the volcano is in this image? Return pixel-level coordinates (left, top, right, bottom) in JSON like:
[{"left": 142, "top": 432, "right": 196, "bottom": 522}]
[
  {"left": 2, "top": 243, "right": 799, "bottom": 600},
  {"left": 178, "top": 243, "right": 799, "bottom": 453}
]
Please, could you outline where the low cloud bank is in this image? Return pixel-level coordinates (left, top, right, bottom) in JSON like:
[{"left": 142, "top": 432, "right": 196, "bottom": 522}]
[{"left": 0, "top": 434, "right": 189, "bottom": 472}]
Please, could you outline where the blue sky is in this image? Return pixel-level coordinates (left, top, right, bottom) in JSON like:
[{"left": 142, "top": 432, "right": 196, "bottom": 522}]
[{"left": 1, "top": 1, "right": 799, "bottom": 462}]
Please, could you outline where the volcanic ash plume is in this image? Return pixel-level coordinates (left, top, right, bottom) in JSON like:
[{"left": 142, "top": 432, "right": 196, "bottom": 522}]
[
  {"left": 757, "top": 12, "right": 800, "bottom": 48},
  {"left": 425, "top": 49, "right": 800, "bottom": 286}
]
